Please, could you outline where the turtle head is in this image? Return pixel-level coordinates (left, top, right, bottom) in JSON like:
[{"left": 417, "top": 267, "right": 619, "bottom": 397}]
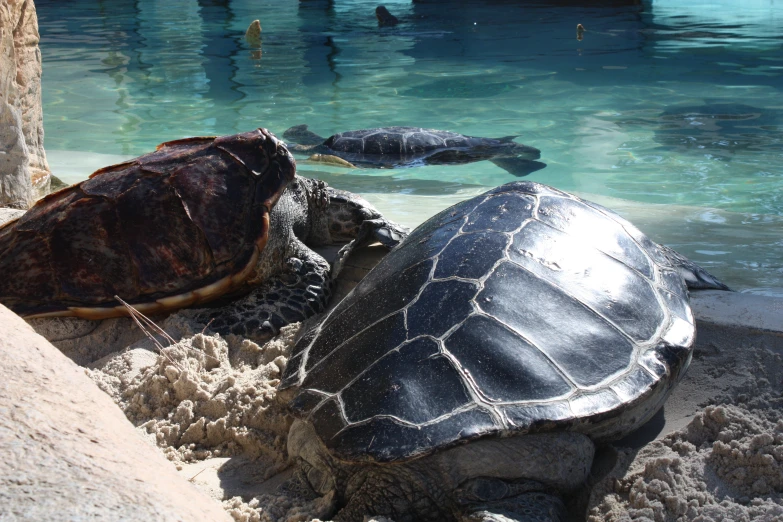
[
  {"left": 215, "top": 128, "right": 295, "bottom": 179},
  {"left": 300, "top": 177, "right": 408, "bottom": 248},
  {"left": 283, "top": 124, "right": 325, "bottom": 147},
  {"left": 322, "top": 187, "right": 385, "bottom": 243}
]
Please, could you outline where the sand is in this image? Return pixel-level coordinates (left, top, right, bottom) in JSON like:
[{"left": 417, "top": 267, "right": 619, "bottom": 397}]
[
  {"left": 17, "top": 288, "right": 767, "bottom": 522},
  {"left": 0, "top": 305, "right": 233, "bottom": 522},
  {"left": 587, "top": 346, "right": 783, "bottom": 522},
  {"left": 81, "top": 316, "right": 340, "bottom": 522},
  {"left": 6, "top": 200, "right": 780, "bottom": 522}
]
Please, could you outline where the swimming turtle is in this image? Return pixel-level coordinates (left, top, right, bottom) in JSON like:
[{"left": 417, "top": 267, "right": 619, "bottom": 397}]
[
  {"left": 283, "top": 125, "right": 546, "bottom": 177},
  {"left": 0, "top": 128, "right": 407, "bottom": 340},
  {"left": 277, "top": 181, "right": 729, "bottom": 521}
]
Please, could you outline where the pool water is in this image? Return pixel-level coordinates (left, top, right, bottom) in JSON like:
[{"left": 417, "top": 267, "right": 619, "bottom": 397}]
[{"left": 37, "top": 0, "right": 783, "bottom": 292}]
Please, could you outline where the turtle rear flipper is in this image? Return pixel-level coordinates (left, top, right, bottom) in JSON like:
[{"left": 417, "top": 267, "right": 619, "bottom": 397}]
[
  {"left": 659, "top": 244, "right": 731, "bottom": 291},
  {"left": 191, "top": 241, "right": 332, "bottom": 341},
  {"left": 489, "top": 157, "right": 548, "bottom": 177}
]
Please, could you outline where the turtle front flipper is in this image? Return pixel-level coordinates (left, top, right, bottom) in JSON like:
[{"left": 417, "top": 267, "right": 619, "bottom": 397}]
[
  {"left": 190, "top": 241, "right": 331, "bottom": 341},
  {"left": 332, "top": 218, "right": 409, "bottom": 279},
  {"left": 305, "top": 154, "right": 358, "bottom": 169}
]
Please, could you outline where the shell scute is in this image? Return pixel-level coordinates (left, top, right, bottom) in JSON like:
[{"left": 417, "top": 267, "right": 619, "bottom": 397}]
[
  {"left": 307, "top": 259, "right": 433, "bottom": 366},
  {"left": 444, "top": 314, "right": 573, "bottom": 403},
  {"left": 503, "top": 402, "right": 573, "bottom": 432},
  {"left": 463, "top": 193, "right": 535, "bottom": 233},
  {"left": 51, "top": 196, "right": 136, "bottom": 302},
  {"left": 478, "top": 261, "right": 634, "bottom": 388},
  {"left": 611, "top": 366, "right": 656, "bottom": 402},
  {"left": 405, "top": 279, "right": 476, "bottom": 339},
  {"left": 568, "top": 388, "right": 623, "bottom": 418},
  {"left": 82, "top": 163, "right": 149, "bottom": 198},
  {"left": 433, "top": 231, "right": 507, "bottom": 280},
  {"left": 14, "top": 187, "right": 81, "bottom": 233},
  {"left": 154, "top": 135, "right": 216, "bottom": 151},
  {"left": 301, "top": 313, "right": 407, "bottom": 395},
  {"left": 87, "top": 159, "right": 138, "bottom": 179},
  {"left": 138, "top": 138, "right": 215, "bottom": 173},
  {"left": 115, "top": 179, "right": 215, "bottom": 295},
  {"left": 362, "top": 134, "right": 403, "bottom": 155},
  {"left": 535, "top": 195, "right": 655, "bottom": 279},
  {"left": 0, "top": 230, "right": 57, "bottom": 313},
  {"left": 508, "top": 220, "right": 665, "bottom": 343},
  {"left": 214, "top": 130, "right": 272, "bottom": 175},
  {"left": 327, "top": 136, "right": 364, "bottom": 154},
  {"left": 168, "top": 156, "right": 256, "bottom": 266},
  {"left": 328, "top": 407, "right": 498, "bottom": 463},
  {"left": 308, "top": 399, "right": 347, "bottom": 442},
  {"left": 341, "top": 337, "right": 472, "bottom": 425}
]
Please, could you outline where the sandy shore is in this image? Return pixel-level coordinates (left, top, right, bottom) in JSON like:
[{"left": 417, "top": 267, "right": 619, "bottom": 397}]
[
  {"left": 15, "top": 249, "right": 781, "bottom": 522},
  {"left": 2, "top": 159, "right": 781, "bottom": 519}
]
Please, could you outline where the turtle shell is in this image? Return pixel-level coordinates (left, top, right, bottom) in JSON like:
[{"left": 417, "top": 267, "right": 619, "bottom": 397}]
[
  {"left": 0, "top": 128, "right": 295, "bottom": 319},
  {"left": 280, "top": 182, "right": 696, "bottom": 463},
  {"left": 324, "top": 127, "right": 485, "bottom": 156}
]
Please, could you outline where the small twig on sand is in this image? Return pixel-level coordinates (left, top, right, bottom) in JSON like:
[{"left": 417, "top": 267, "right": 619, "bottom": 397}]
[
  {"left": 114, "top": 296, "right": 220, "bottom": 365},
  {"left": 188, "top": 467, "right": 208, "bottom": 483},
  {"left": 115, "top": 296, "right": 183, "bottom": 370},
  {"left": 200, "top": 318, "right": 214, "bottom": 336}
]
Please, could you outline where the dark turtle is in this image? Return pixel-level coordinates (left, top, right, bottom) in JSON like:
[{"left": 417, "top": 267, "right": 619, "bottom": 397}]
[
  {"left": 277, "top": 181, "right": 729, "bottom": 521},
  {"left": 0, "top": 128, "right": 407, "bottom": 340},
  {"left": 283, "top": 125, "right": 546, "bottom": 177}
]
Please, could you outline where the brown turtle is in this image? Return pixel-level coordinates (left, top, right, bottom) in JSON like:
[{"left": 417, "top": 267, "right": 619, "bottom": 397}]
[{"left": 0, "top": 128, "right": 406, "bottom": 340}]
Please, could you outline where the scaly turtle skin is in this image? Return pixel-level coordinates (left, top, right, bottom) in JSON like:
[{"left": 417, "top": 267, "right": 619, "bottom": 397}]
[
  {"left": 283, "top": 125, "right": 546, "bottom": 177},
  {"left": 0, "top": 128, "right": 407, "bottom": 341},
  {"left": 278, "top": 181, "right": 729, "bottom": 522},
  {"left": 191, "top": 174, "right": 408, "bottom": 340}
]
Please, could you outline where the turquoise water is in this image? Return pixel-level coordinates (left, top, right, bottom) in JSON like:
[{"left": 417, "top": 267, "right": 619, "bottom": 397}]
[{"left": 37, "top": 0, "right": 783, "bottom": 291}]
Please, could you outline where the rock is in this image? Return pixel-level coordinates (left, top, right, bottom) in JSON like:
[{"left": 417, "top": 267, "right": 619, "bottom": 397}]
[
  {"left": 0, "top": 207, "right": 25, "bottom": 226},
  {"left": 0, "top": 0, "right": 50, "bottom": 209},
  {"left": 0, "top": 305, "right": 232, "bottom": 521}
]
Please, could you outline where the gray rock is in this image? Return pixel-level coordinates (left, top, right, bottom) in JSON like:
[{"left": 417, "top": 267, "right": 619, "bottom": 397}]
[
  {"left": 0, "top": 0, "right": 51, "bottom": 209},
  {"left": 0, "top": 207, "right": 25, "bottom": 226},
  {"left": 0, "top": 304, "right": 232, "bottom": 521}
]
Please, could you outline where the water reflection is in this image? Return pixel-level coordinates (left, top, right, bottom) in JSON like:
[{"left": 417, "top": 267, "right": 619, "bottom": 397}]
[
  {"left": 617, "top": 103, "right": 783, "bottom": 160},
  {"left": 195, "top": 0, "right": 244, "bottom": 116},
  {"left": 649, "top": 0, "right": 783, "bottom": 52},
  {"left": 33, "top": 0, "right": 783, "bottom": 289},
  {"left": 296, "top": 0, "right": 342, "bottom": 88},
  {"left": 299, "top": 169, "right": 486, "bottom": 196}
]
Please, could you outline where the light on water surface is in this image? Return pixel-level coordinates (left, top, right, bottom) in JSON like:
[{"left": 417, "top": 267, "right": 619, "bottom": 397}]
[{"left": 37, "top": 0, "right": 783, "bottom": 291}]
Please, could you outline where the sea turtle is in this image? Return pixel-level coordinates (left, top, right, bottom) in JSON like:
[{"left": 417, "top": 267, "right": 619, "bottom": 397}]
[
  {"left": 283, "top": 125, "right": 546, "bottom": 177},
  {"left": 0, "top": 128, "right": 407, "bottom": 340},
  {"left": 277, "top": 181, "right": 729, "bottom": 521}
]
